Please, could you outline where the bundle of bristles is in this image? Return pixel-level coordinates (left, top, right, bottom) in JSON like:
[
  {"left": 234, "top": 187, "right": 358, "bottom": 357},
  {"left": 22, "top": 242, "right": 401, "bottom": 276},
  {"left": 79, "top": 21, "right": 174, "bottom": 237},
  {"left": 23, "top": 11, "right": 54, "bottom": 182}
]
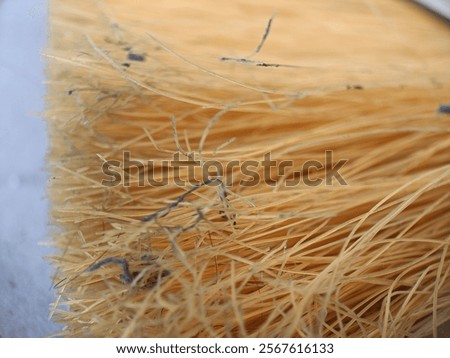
[{"left": 46, "top": 0, "right": 450, "bottom": 337}]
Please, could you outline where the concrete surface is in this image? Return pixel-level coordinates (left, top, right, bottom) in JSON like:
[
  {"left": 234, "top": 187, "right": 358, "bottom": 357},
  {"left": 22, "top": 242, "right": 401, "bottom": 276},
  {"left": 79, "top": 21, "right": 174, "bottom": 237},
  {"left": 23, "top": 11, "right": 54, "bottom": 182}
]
[
  {"left": 414, "top": 0, "right": 450, "bottom": 21},
  {"left": 0, "top": 0, "right": 60, "bottom": 337}
]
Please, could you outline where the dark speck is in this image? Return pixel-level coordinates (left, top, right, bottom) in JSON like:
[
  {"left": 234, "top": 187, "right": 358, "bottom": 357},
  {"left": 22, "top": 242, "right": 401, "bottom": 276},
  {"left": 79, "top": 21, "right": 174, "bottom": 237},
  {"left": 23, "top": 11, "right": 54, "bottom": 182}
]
[
  {"left": 122, "top": 62, "right": 130, "bottom": 68},
  {"left": 128, "top": 53, "right": 145, "bottom": 62},
  {"left": 346, "top": 85, "right": 364, "bottom": 90},
  {"left": 438, "top": 104, "right": 450, "bottom": 114},
  {"left": 67, "top": 90, "right": 73, "bottom": 95}
]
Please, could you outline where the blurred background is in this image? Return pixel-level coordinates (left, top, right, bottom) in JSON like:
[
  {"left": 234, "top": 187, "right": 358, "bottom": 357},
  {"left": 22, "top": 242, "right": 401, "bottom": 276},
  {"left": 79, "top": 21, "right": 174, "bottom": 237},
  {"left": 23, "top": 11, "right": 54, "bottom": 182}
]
[{"left": 0, "top": 0, "right": 60, "bottom": 337}]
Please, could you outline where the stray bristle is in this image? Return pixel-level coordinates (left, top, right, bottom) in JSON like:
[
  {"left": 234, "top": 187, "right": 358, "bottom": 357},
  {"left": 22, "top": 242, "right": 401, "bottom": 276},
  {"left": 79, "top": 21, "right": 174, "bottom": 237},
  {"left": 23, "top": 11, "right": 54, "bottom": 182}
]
[{"left": 46, "top": 0, "right": 450, "bottom": 337}]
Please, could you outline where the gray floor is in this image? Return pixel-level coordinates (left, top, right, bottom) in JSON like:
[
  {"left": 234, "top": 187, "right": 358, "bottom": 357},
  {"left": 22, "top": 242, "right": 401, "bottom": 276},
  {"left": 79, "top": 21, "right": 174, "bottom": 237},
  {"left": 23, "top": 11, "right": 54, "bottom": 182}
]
[
  {"left": 415, "top": 0, "right": 450, "bottom": 21},
  {"left": 0, "top": 0, "right": 60, "bottom": 337}
]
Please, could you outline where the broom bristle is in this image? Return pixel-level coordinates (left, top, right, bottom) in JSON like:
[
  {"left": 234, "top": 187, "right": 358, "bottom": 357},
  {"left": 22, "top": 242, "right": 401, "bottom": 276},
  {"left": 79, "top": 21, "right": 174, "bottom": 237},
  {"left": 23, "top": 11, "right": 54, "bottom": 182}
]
[{"left": 46, "top": 0, "right": 450, "bottom": 337}]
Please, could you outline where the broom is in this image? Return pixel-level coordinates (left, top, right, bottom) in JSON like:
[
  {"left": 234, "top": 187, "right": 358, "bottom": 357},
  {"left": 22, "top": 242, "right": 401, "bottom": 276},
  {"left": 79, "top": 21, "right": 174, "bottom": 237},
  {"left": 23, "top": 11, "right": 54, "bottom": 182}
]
[{"left": 46, "top": 0, "right": 450, "bottom": 337}]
